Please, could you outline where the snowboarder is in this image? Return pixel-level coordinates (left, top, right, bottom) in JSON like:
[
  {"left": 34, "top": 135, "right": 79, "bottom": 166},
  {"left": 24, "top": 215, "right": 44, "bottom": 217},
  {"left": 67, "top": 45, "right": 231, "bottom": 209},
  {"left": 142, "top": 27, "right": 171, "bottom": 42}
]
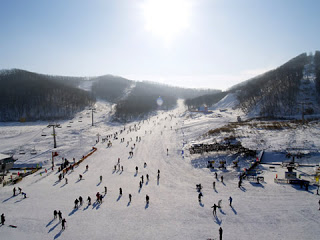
[
  {"left": 211, "top": 204, "right": 217, "bottom": 216},
  {"left": 74, "top": 199, "right": 79, "bottom": 209},
  {"left": 221, "top": 175, "right": 224, "bottom": 183},
  {"left": 219, "top": 227, "right": 223, "bottom": 240},
  {"left": 213, "top": 181, "right": 216, "bottom": 190},
  {"left": 79, "top": 196, "right": 83, "bottom": 206},
  {"left": 198, "top": 192, "right": 203, "bottom": 202},
  {"left": 146, "top": 195, "right": 149, "bottom": 204},
  {"left": 18, "top": 187, "right": 22, "bottom": 194},
  {"left": 87, "top": 196, "right": 91, "bottom": 205},
  {"left": 229, "top": 196, "right": 232, "bottom": 206},
  {"left": 1, "top": 213, "right": 5, "bottom": 225},
  {"left": 13, "top": 187, "right": 16, "bottom": 196},
  {"left": 54, "top": 210, "right": 58, "bottom": 219},
  {"left": 119, "top": 188, "right": 122, "bottom": 196},
  {"left": 58, "top": 211, "right": 62, "bottom": 221},
  {"left": 61, "top": 218, "right": 66, "bottom": 230},
  {"left": 129, "top": 194, "right": 132, "bottom": 202}
]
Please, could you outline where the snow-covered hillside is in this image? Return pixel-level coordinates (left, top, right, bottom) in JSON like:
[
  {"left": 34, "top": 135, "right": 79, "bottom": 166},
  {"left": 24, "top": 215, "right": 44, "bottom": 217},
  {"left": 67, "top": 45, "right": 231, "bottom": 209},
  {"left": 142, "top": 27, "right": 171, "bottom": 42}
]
[{"left": 1, "top": 100, "right": 320, "bottom": 240}]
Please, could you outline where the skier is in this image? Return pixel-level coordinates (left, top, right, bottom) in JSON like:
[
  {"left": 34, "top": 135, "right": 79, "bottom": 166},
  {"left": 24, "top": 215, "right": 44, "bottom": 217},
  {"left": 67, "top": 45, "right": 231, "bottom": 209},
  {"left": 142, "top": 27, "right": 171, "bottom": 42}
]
[
  {"left": 104, "top": 186, "right": 107, "bottom": 194},
  {"left": 219, "top": 227, "right": 223, "bottom": 240},
  {"left": 139, "top": 181, "right": 142, "bottom": 189},
  {"left": 79, "top": 196, "right": 83, "bottom": 206},
  {"left": 238, "top": 179, "right": 242, "bottom": 188},
  {"left": 121, "top": 166, "right": 123, "bottom": 172},
  {"left": 229, "top": 196, "right": 232, "bottom": 206},
  {"left": 144, "top": 162, "right": 147, "bottom": 168},
  {"left": 74, "top": 199, "right": 79, "bottom": 209},
  {"left": 135, "top": 166, "right": 138, "bottom": 174},
  {"left": 22, "top": 192, "right": 27, "bottom": 198},
  {"left": 86, "top": 165, "right": 88, "bottom": 171},
  {"left": 211, "top": 204, "right": 217, "bottom": 216},
  {"left": 18, "top": 187, "right": 22, "bottom": 194},
  {"left": 167, "top": 148, "right": 168, "bottom": 155},
  {"left": 146, "top": 195, "right": 149, "bottom": 204},
  {"left": 221, "top": 175, "right": 224, "bottom": 183},
  {"left": 129, "top": 194, "right": 132, "bottom": 202},
  {"left": 65, "top": 178, "right": 68, "bottom": 184},
  {"left": 99, "top": 195, "right": 103, "bottom": 203},
  {"left": 59, "top": 174, "right": 62, "bottom": 181},
  {"left": 96, "top": 192, "right": 100, "bottom": 202},
  {"left": 215, "top": 172, "right": 218, "bottom": 179},
  {"left": 213, "top": 181, "right": 216, "bottom": 190},
  {"left": 146, "top": 174, "right": 149, "bottom": 182},
  {"left": 79, "top": 174, "right": 82, "bottom": 180},
  {"left": 141, "top": 175, "right": 144, "bottom": 184},
  {"left": 118, "top": 158, "right": 120, "bottom": 164},
  {"left": 13, "top": 187, "right": 16, "bottom": 196},
  {"left": 119, "top": 188, "right": 122, "bottom": 196},
  {"left": 198, "top": 192, "right": 203, "bottom": 202},
  {"left": 54, "top": 210, "right": 58, "bottom": 219},
  {"left": 87, "top": 196, "right": 91, "bottom": 205},
  {"left": 61, "top": 218, "right": 66, "bottom": 230},
  {"left": 100, "top": 175, "right": 102, "bottom": 182},
  {"left": 114, "top": 165, "right": 117, "bottom": 171},
  {"left": 58, "top": 211, "right": 62, "bottom": 221},
  {"left": 1, "top": 213, "right": 5, "bottom": 225}
]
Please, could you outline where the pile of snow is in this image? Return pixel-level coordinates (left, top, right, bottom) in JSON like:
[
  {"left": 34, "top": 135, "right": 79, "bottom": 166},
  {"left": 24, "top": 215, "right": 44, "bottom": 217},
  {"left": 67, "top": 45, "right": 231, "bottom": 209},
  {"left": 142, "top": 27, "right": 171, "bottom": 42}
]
[{"left": 209, "top": 93, "right": 239, "bottom": 111}]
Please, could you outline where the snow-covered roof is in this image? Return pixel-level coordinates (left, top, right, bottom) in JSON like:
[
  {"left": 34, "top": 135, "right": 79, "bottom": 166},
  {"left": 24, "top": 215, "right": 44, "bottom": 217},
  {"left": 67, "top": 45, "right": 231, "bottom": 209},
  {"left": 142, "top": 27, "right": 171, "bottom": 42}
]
[{"left": 0, "top": 153, "right": 11, "bottom": 161}]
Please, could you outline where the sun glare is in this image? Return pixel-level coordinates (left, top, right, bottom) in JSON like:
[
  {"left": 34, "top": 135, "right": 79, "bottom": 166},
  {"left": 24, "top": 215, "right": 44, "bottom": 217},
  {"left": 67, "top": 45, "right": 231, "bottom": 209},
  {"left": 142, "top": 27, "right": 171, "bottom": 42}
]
[{"left": 142, "top": 0, "right": 191, "bottom": 44}]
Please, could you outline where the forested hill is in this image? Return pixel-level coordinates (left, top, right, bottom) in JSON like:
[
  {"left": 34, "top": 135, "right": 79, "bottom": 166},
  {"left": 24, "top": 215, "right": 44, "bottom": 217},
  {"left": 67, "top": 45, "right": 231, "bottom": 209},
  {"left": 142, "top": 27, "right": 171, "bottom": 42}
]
[
  {"left": 185, "top": 52, "right": 320, "bottom": 119},
  {"left": 0, "top": 69, "right": 95, "bottom": 121}
]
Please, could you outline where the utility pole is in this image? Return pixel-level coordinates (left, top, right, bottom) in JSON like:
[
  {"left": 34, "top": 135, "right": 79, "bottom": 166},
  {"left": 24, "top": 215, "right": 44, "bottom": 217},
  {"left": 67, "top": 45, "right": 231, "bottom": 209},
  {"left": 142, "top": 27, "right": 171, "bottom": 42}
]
[
  {"left": 90, "top": 108, "right": 96, "bottom": 126},
  {"left": 47, "top": 123, "right": 60, "bottom": 148}
]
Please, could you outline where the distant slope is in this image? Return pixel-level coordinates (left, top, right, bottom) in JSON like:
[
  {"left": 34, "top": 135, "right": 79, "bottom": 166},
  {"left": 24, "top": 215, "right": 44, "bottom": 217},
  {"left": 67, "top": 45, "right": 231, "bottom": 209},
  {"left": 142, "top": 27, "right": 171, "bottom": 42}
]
[
  {"left": 234, "top": 53, "right": 309, "bottom": 117},
  {"left": 0, "top": 69, "right": 95, "bottom": 121}
]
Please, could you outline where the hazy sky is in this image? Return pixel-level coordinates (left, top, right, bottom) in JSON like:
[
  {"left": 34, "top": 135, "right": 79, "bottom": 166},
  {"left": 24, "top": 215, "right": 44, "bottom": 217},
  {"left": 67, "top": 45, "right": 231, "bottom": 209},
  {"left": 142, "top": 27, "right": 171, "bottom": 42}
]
[{"left": 1, "top": 0, "right": 319, "bottom": 90}]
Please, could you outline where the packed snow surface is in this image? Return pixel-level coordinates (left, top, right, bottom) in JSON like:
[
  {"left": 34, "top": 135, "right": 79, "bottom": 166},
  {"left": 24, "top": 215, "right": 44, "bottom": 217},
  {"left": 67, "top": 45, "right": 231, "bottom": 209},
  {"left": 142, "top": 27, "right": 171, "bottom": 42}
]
[{"left": 0, "top": 100, "right": 320, "bottom": 240}]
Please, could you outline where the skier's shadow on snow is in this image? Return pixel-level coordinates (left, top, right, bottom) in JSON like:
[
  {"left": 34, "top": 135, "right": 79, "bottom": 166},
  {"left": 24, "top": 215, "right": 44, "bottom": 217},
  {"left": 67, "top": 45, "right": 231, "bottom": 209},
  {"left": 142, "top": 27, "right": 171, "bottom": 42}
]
[
  {"left": 127, "top": 201, "right": 131, "bottom": 207},
  {"left": 138, "top": 187, "right": 142, "bottom": 193},
  {"left": 214, "top": 189, "right": 218, "bottom": 193},
  {"left": 199, "top": 202, "right": 204, "bottom": 207},
  {"left": 68, "top": 208, "right": 79, "bottom": 216},
  {"left": 54, "top": 229, "right": 64, "bottom": 239},
  {"left": 157, "top": 179, "right": 160, "bottom": 185},
  {"left": 214, "top": 216, "right": 222, "bottom": 225},
  {"left": 119, "top": 171, "right": 123, "bottom": 175},
  {"left": 83, "top": 169, "right": 88, "bottom": 174},
  {"left": 145, "top": 202, "right": 149, "bottom": 209},
  {"left": 96, "top": 182, "right": 102, "bottom": 186},
  {"left": 250, "top": 182, "right": 264, "bottom": 188},
  {"left": 83, "top": 205, "right": 90, "bottom": 211},
  {"left": 112, "top": 169, "right": 116, "bottom": 174},
  {"left": 53, "top": 181, "right": 60, "bottom": 186},
  {"left": 46, "top": 218, "right": 55, "bottom": 227},
  {"left": 146, "top": 180, "right": 149, "bottom": 186},
  {"left": 75, "top": 179, "right": 83, "bottom": 184},
  {"left": 48, "top": 221, "right": 60, "bottom": 233},
  {"left": 230, "top": 206, "right": 237, "bottom": 215},
  {"left": 239, "top": 186, "right": 246, "bottom": 192},
  {"left": 60, "top": 183, "right": 67, "bottom": 188},
  {"left": 219, "top": 208, "right": 226, "bottom": 215},
  {"left": 134, "top": 172, "right": 138, "bottom": 177},
  {"left": 116, "top": 195, "right": 122, "bottom": 201},
  {"left": 14, "top": 197, "right": 26, "bottom": 203},
  {"left": 2, "top": 195, "right": 17, "bottom": 203}
]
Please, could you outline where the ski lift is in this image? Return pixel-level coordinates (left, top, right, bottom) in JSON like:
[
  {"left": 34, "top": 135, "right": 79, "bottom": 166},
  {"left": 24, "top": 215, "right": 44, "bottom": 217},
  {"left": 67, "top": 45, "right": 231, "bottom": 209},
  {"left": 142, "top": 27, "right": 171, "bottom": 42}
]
[
  {"left": 41, "top": 130, "right": 47, "bottom": 136},
  {"left": 19, "top": 147, "right": 25, "bottom": 155},
  {"left": 30, "top": 146, "right": 37, "bottom": 155}
]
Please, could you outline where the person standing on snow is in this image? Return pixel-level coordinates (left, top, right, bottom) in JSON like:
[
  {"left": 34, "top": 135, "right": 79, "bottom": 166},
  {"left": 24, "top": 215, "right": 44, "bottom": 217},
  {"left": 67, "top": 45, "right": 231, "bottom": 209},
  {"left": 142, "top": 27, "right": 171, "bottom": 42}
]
[
  {"left": 221, "top": 175, "right": 224, "bottom": 183},
  {"left": 79, "top": 196, "right": 83, "bottom": 206},
  {"left": 1, "top": 213, "right": 5, "bottom": 225},
  {"left": 219, "top": 227, "right": 223, "bottom": 240},
  {"left": 54, "top": 210, "right": 58, "bottom": 219},
  {"left": 58, "top": 211, "right": 62, "bottom": 221},
  {"left": 61, "top": 218, "right": 66, "bottom": 230},
  {"left": 13, "top": 187, "right": 16, "bottom": 196},
  {"left": 119, "top": 188, "right": 122, "bottom": 196},
  {"left": 146, "top": 195, "right": 149, "bottom": 204},
  {"left": 74, "top": 199, "right": 79, "bottom": 209},
  {"left": 129, "top": 194, "right": 132, "bottom": 203},
  {"left": 213, "top": 181, "right": 216, "bottom": 190},
  {"left": 87, "top": 196, "right": 91, "bottom": 205},
  {"left": 211, "top": 204, "right": 217, "bottom": 216},
  {"left": 229, "top": 196, "right": 232, "bottom": 206},
  {"left": 198, "top": 192, "right": 203, "bottom": 202}
]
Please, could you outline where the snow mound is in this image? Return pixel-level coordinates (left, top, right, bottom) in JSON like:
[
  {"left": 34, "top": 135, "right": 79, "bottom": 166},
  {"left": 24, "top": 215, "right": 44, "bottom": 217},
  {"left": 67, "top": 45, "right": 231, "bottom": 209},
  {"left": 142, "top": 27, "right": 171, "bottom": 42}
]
[{"left": 209, "top": 93, "right": 239, "bottom": 111}]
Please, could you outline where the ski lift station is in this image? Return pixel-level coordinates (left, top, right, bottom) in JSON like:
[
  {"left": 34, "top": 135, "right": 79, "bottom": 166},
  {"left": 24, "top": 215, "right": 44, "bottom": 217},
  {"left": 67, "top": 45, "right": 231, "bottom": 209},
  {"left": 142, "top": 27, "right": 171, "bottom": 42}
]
[{"left": 0, "top": 153, "right": 15, "bottom": 173}]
